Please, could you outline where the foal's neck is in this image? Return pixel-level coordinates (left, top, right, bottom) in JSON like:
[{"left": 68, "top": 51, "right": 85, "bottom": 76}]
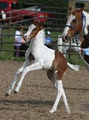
[{"left": 33, "top": 28, "right": 45, "bottom": 45}]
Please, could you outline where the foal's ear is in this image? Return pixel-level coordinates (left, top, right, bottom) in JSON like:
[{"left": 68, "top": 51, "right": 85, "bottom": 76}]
[
  {"left": 67, "top": 6, "right": 73, "bottom": 17},
  {"left": 79, "top": 8, "right": 84, "bottom": 12},
  {"left": 68, "top": 6, "right": 72, "bottom": 10},
  {"left": 34, "top": 20, "right": 43, "bottom": 27},
  {"left": 34, "top": 20, "right": 40, "bottom": 26}
]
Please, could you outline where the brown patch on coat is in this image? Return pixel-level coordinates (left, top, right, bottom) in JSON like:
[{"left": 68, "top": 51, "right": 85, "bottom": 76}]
[
  {"left": 47, "top": 50, "right": 67, "bottom": 81},
  {"left": 67, "top": 8, "right": 83, "bottom": 21},
  {"left": 73, "top": 9, "right": 83, "bottom": 21},
  {"left": 47, "top": 67, "right": 55, "bottom": 85},
  {"left": 67, "top": 19, "right": 83, "bottom": 37},
  {"left": 28, "top": 53, "right": 35, "bottom": 62},
  {"left": 53, "top": 50, "right": 67, "bottom": 80},
  {"left": 27, "top": 24, "right": 44, "bottom": 40}
]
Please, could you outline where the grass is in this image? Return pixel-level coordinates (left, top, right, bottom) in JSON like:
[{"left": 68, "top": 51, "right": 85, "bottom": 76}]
[{"left": 66, "top": 54, "right": 84, "bottom": 66}]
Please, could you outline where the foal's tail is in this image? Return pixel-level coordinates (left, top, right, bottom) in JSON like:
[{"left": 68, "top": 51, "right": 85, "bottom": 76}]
[{"left": 67, "top": 62, "right": 80, "bottom": 71}]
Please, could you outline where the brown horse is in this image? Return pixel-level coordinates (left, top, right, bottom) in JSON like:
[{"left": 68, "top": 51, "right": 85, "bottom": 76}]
[{"left": 62, "top": 7, "right": 89, "bottom": 64}]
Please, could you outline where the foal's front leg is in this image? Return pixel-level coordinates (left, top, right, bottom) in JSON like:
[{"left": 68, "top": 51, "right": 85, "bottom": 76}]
[
  {"left": 5, "top": 59, "right": 29, "bottom": 96},
  {"left": 15, "top": 61, "right": 43, "bottom": 93}
]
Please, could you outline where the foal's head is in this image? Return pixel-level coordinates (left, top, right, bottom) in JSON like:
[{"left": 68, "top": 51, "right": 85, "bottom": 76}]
[
  {"left": 67, "top": 15, "right": 83, "bottom": 37},
  {"left": 27, "top": 21, "right": 44, "bottom": 40},
  {"left": 62, "top": 7, "right": 84, "bottom": 39}
]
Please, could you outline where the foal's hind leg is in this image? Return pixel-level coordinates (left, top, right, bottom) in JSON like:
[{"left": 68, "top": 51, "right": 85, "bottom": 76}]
[
  {"left": 47, "top": 69, "right": 69, "bottom": 113},
  {"left": 5, "top": 59, "right": 29, "bottom": 96},
  {"left": 47, "top": 69, "right": 57, "bottom": 88},
  {"left": 47, "top": 67, "right": 70, "bottom": 113},
  {"left": 50, "top": 80, "right": 70, "bottom": 114},
  {"left": 49, "top": 62, "right": 70, "bottom": 113},
  {"left": 62, "top": 86, "right": 70, "bottom": 114},
  {"left": 49, "top": 80, "right": 63, "bottom": 113}
]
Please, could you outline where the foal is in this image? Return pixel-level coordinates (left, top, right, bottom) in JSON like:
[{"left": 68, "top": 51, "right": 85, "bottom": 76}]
[{"left": 6, "top": 22, "right": 70, "bottom": 113}]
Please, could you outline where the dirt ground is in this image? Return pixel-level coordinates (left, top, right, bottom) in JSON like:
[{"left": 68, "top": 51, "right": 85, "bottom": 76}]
[{"left": 0, "top": 61, "right": 89, "bottom": 120}]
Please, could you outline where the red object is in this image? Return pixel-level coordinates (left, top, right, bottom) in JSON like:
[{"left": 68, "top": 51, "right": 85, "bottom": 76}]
[{"left": 0, "top": 0, "right": 49, "bottom": 23}]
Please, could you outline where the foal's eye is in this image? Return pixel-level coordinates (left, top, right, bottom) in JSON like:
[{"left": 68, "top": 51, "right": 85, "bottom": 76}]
[
  {"left": 33, "top": 28, "right": 37, "bottom": 31},
  {"left": 72, "top": 19, "right": 76, "bottom": 23}
]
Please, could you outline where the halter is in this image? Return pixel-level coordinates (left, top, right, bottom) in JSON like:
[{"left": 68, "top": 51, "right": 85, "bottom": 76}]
[
  {"left": 82, "top": 13, "right": 86, "bottom": 31},
  {"left": 65, "top": 24, "right": 73, "bottom": 29}
]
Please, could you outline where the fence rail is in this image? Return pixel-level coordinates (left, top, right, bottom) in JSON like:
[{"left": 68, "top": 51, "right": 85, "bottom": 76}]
[
  {"left": 0, "top": 6, "right": 83, "bottom": 60},
  {"left": 0, "top": 6, "right": 68, "bottom": 26}
]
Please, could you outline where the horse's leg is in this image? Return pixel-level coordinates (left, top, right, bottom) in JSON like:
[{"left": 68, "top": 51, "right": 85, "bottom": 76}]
[
  {"left": 46, "top": 69, "right": 57, "bottom": 88},
  {"left": 49, "top": 80, "right": 70, "bottom": 113},
  {"left": 47, "top": 69, "right": 70, "bottom": 113},
  {"left": 15, "top": 61, "right": 43, "bottom": 93},
  {"left": 5, "top": 59, "right": 29, "bottom": 96},
  {"left": 62, "top": 86, "right": 70, "bottom": 114},
  {"left": 49, "top": 80, "right": 63, "bottom": 113}
]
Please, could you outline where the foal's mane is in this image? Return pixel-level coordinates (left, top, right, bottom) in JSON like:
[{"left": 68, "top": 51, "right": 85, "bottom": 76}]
[
  {"left": 67, "top": 7, "right": 83, "bottom": 21},
  {"left": 27, "top": 23, "right": 45, "bottom": 40}
]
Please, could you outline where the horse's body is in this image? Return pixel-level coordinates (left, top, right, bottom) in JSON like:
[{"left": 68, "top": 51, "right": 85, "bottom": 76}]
[
  {"left": 62, "top": 7, "right": 89, "bottom": 64},
  {"left": 57, "top": 35, "right": 80, "bottom": 57},
  {"left": 6, "top": 22, "right": 70, "bottom": 114},
  {"left": 25, "top": 24, "right": 80, "bottom": 71}
]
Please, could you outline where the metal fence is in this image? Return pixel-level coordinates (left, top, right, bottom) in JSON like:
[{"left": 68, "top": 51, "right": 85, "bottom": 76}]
[{"left": 0, "top": 6, "right": 80, "bottom": 58}]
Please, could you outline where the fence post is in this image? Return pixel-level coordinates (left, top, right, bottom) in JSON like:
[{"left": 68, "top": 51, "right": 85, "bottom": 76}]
[
  {"left": 0, "top": 26, "right": 1, "bottom": 50},
  {"left": 68, "top": 37, "right": 72, "bottom": 58},
  {"left": 0, "top": 25, "right": 3, "bottom": 51}
]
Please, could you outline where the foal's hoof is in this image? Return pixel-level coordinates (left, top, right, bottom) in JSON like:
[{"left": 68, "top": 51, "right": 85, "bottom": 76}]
[
  {"left": 5, "top": 93, "right": 10, "bottom": 97},
  {"left": 14, "top": 90, "right": 18, "bottom": 94},
  {"left": 49, "top": 109, "right": 56, "bottom": 113}
]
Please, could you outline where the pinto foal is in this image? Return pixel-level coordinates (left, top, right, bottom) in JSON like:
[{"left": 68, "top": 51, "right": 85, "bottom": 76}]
[{"left": 6, "top": 22, "right": 70, "bottom": 113}]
